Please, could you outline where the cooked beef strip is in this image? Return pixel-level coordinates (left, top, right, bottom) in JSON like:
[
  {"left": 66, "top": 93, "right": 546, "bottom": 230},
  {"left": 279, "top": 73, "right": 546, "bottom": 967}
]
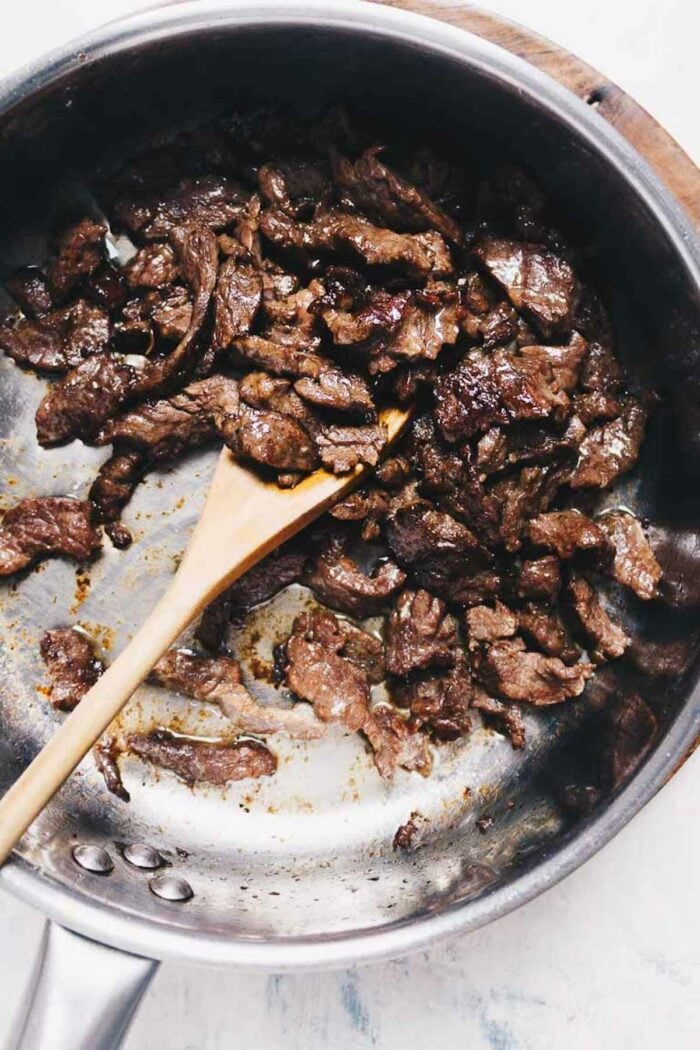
[
  {"left": 597, "top": 511, "right": 662, "bottom": 600},
  {"left": 40, "top": 627, "right": 104, "bottom": 711},
  {"left": 580, "top": 340, "right": 623, "bottom": 395},
  {"left": 570, "top": 398, "right": 647, "bottom": 489},
  {"left": 0, "top": 498, "right": 101, "bottom": 576},
  {"left": 517, "top": 555, "right": 562, "bottom": 602},
  {"left": 123, "top": 243, "right": 179, "bottom": 288},
  {"left": 572, "top": 390, "right": 621, "bottom": 425},
  {"left": 518, "top": 604, "right": 582, "bottom": 664},
  {"left": 233, "top": 334, "right": 324, "bottom": 378},
  {"left": 471, "top": 687, "right": 526, "bottom": 749},
  {"left": 0, "top": 299, "right": 110, "bottom": 374},
  {"left": 329, "top": 488, "right": 390, "bottom": 542},
  {"left": 527, "top": 510, "right": 607, "bottom": 559},
  {"left": 474, "top": 237, "right": 577, "bottom": 337},
  {"left": 49, "top": 219, "right": 106, "bottom": 298},
  {"left": 86, "top": 263, "right": 129, "bottom": 313},
  {"left": 151, "top": 285, "right": 193, "bottom": 341},
  {"left": 129, "top": 730, "right": 277, "bottom": 785},
  {"left": 283, "top": 610, "right": 372, "bottom": 730},
  {"left": 114, "top": 173, "right": 249, "bottom": 240},
  {"left": 518, "top": 331, "right": 588, "bottom": 394},
  {"left": 362, "top": 705, "right": 433, "bottom": 779},
  {"left": 259, "top": 208, "right": 453, "bottom": 279},
  {"left": 385, "top": 589, "right": 459, "bottom": 676},
  {"left": 294, "top": 370, "right": 375, "bottom": 416},
  {"left": 151, "top": 649, "right": 326, "bottom": 739},
  {"left": 474, "top": 637, "right": 592, "bottom": 704},
  {"left": 316, "top": 423, "right": 387, "bottom": 473},
  {"left": 567, "top": 571, "right": 630, "bottom": 660},
  {"left": 465, "top": 601, "right": 518, "bottom": 643},
  {"left": 306, "top": 532, "right": 406, "bottom": 618},
  {"left": 89, "top": 450, "right": 146, "bottom": 549},
  {"left": 333, "top": 145, "right": 462, "bottom": 243},
  {"left": 491, "top": 461, "right": 572, "bottom": 552},
  {"left": 224, "top": 407, "right": 318, "bottom": 472},
  {"left": 93, "top": 737, "right": 130, "bottom": 802},
  {"left": 5, "top": 266, "right": 53, "bottom": 317},
  {"left": 433, "top": 348, "right": 568, "bottom": 444},
  {"left": 392, "top": 652, "right": 472, "bottom": 740},
  {"left": 367, "top": 286, "right": 460, "bottom": 375},
  {"left": 212, "top": 256, "right": 263, "bottom": 350},
  {"left": 476, "top": 300, "right": 519, "bottom": 349}
]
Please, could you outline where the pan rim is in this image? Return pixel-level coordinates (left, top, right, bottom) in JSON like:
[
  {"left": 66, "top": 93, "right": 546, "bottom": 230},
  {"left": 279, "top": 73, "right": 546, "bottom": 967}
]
[{"left": 0, "top": 0, "right": 698, "bottom": 970}]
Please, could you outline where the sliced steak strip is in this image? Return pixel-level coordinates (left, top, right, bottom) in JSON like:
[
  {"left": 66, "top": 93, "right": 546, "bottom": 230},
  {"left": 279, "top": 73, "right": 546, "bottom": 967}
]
[
  {"left": 567, "top": 571, "right": 630, "bottom": 660},
  {"left": 123, "top": 243, "right": 179, "bottom": 288},
  {"left": 294, "top": 370, "right": 375, "bottom": 416},
  {"left": 465, "top": 601, "right": 518, "bottom": 643},
  {"left": 306, "top": 532, "right": 406, "bottom": 618},
  {"left": 40, "top": 627, "right": 104, "bottom": 711},
  {"left": 151, "top": 649, "right": 326, "bottom": 739},
  {"left": 475, "top": 637, "right": 592, "bottom": 704},
  {"left": 392, "top": 652, "right": 472, "bottom": 740},
  {"left": 517, "top": 555, "right": 562, "bottom": 601},
  {"left": 5, "top": 266, "right": 53, "bottom": 317},
  {"left": 212, "top": 257, "right": 263, "bottom": 350},
  {"left": 471, "top": 688, "right": 526, "bottom": 749},
  {"left": 474, "top": 237, "right": 577, "bottom": 337},
  {"left": 0, "top": 498, "right": 102, "bottom": 576},
  {"left": 315, "top": 423, "right": 387, "bottom": 473},
  {"left": 49, "top": 218, "right": 106, "bottom": 298},
  {"left": 224, "top": 407, "right": 318, "bottom": 472},
  {"left": 570, "top": 399, "right": 647, "bottom": 489},
  {"left": 597, "top": 511, "right": 662, "bottom": 600},
  {"left": 518, "top": 331, "right": 588, "bottom": 394},
  {"left": 527, "top": 510, "right": 607, "bottom": 559},
  {"left": 518, "top": 605, "right": 582, "bottom": 664},
  {"left": 491, "top": 461, "right": 572, "bottom": 552},
  {"left": 0, "top": 300, "right": 110, "bottom": 374},
  {"left": 362, "top": 705, "right": 433, "bottom": 779},
  {"left": 233, "top": 334, "right": 324, "bottom": 378},
  {"left": 333, "top": 145, "right": 462, "bottom": 242},
  {"left": 385, "top": 589, "right": 459, "bottom": 676},
  {"left": 368, "top": 286, "right": 460, "bottom": 375},
  {"left": 129, "top": 730, "right": 277, "bottom": 785},
  {"left": 89, "top": 450, "right": 146, "bottom": 549},
  {"left": 94, "top": 738, "right": 130, "bottom": 802}
]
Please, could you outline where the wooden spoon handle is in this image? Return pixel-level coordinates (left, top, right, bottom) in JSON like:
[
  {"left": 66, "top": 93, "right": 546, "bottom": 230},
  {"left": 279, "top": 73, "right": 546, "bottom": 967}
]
[{"left": 0, "top": 568, "right": 205, "bottom": 864}]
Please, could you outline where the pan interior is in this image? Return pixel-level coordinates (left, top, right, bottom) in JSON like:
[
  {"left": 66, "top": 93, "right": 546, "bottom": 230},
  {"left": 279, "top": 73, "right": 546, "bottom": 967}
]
[{"left": 0, "top": 21, "right": 698, "bottom": 949}]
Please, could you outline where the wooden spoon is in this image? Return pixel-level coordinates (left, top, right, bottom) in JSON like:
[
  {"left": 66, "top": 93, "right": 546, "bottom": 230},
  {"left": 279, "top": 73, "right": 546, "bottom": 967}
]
[{"left": 0, "top": 407, "right": 410, "bottom": 863}]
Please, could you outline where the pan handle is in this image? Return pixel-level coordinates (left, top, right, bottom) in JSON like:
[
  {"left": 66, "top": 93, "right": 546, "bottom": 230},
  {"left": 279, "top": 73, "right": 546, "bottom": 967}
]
[{"left": 9, "top": 921, "right": 158, "bottom": 1050}]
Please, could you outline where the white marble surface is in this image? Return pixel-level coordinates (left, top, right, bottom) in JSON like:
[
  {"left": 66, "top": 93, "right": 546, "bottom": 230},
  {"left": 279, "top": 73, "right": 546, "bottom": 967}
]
[{"left": 0, "top": 1, "right": 698, "bottom": 1047}]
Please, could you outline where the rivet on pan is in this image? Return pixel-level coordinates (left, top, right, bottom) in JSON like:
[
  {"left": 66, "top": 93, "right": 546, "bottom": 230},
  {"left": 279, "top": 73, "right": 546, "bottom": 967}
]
[
  {"left": 72, "top": 844, "right": 114, "bottom": 874},
  {"left": 149, "top": 875, "right": 193, "bottom": 902},
  {"left": 124, "top": 843, "right": 163, "bottom": 870}
]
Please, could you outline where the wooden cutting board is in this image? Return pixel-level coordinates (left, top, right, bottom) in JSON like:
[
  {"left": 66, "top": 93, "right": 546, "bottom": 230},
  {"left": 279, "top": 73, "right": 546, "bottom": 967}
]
[{"left": 378, "top": 0, "right": 699, "bottom": 226}]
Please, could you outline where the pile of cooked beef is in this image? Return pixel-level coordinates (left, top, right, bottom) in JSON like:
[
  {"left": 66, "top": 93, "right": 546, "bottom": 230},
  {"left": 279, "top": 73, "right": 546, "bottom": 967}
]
[{"left": 0, "top": 108, "right": 663, "bottom": 795}]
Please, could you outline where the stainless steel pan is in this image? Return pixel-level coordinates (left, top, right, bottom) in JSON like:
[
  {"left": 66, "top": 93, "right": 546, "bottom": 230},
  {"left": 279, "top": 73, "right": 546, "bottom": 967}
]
[{"left": 1, "top": 2, "right": 698, "bottom": 1047}]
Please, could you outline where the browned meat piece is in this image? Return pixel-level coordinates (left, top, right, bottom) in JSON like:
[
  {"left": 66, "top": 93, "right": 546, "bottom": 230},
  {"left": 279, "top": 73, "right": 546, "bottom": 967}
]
[
  {"left": 196, "top": 539, "right": 308, "bottom": 652},
  {"left": 89, "top": 450, "right": 146, "bottom": 549},
  {"left": 393, "top": 812, "right": 425, "bottom": 851},
  {"left": 434, "top": 348, "right": 568, "bottom": 443},
  {"left": 572, "top": 390, "right": 621, "bottom": 425},
  {"left": 151, "top": 649, "right": 326, "bottom": 739},
  {"left": 491, "top": 461, "right": 571, "bottom": 552},
  {"left": 518, "top": 605, "right": 581, "bottom": 664},
  {"left": 224, "top": 408, "right": 318, "bottom": 472},
  {"left": 123, "top": 243, "right": 179, "bottom": 288},
  {"left": 294, "top": 370, "right": 375, "bottom": 416},
  {"left": 376, "top": 455, "right": 412, "bottom": 489},
  {"left": 259, "top": 208, "right": 453, "bottom": 279},
  {"left": 85, "top": 264, "right": 128, "bottom": 312},
  {"left": 392, "top": 652, "right": 472, "bottom": 740},
  {"left": 518, "top": 555, "right": 562, "bottom": 601},
  {"left": 329, "top": 488, "right": 390, "bottom": 542},
  {"left": 233, "top": 334, "right": 324, "bottom": 378},
  {"left": 606, "top": 693, "right": 657, "bottom": 786},
  {"left": 0, "top": 299, "right": 110, "bottom": 373},
  {"left": 316, "top": 423, "right": 387, "bottom": 474},
  {"left": 93, "top": 737, "right": 130, "bottom": 802},
  {"left": 313, "top": 272, "right": 410, "bottom": 347},
  {"left": 40, "top": 627, "right": 104, "bottom": 711},
  {"left": 474, "top": 238, "right": 577, "bottom": 337},
  {"left": 567, "top": 572, "right": 630, "bottom": 659},
  {"left": 151, "top": 286, "right": 192, "bottom": 341},
  {"left": 465, "top": 601, "right": 518, "bottom": 643},
  {"left": 212, "top": 257, "right": 263, "bottom": 350},
  {"left": 283, "top": 610, "right": 372, "bottom": 730},
  {"left": 258, "top": 159, "right": 330, "bottom": 216},
  {"left": 239, "top": 373, "right": 320, "bottom": 439},
  {"left": 98, "top": 374, "right": 240, "bottom": 457},
  {"left": 598, "top": 511, "right": 662, "bottom": 600},
  {"left": 580, "top": 340, "right": 623, "bottom": 395},
  {"left": 519, "top": 331, "right": 588, "bottom": 393},
  {"left": 114, "top": 174, "right": 249, "bottom": 240},
  {"left": 477, "top": 301, "right": 519, "bottom": 349},
  {"left": 471, "top": 688, "right": 526, "bottom": 749},
  {"left": 5, "top": 267, "right": 53, "bottom": 316},
  {"left": 49, "top": 218, "right": 106, "bottom": 298},
  {"left": 333, "top": 146, "right": 462, "bottom": 242},
  {"left": 306, "top": 532, "right": 406, "bottom": 618},
  {"left": 528, "top": 510, "right": 607, "bottom": 559},
  {"left": 570, "top": 399, "right": 647, "bottom": 490},
  {"left": 367, "top": 286, "right": 460, "bottom": 375},
  {"left": 475, "top": 637, "right": 592, "bottom": 704},
  {"left": 477, "top": 416, "right": 585, "bottom": 477},
  {"left": 0, "top": 498, "right": 102, "bottom": 576},
  {"left": 385, "top": 589, "right": 459, "bottom": 676},
  {"left": 362, "top": 705, "right": 433, "bottom": 779},
  {"left": 129, "top": 730, "right": 277, "bottom": 785}
]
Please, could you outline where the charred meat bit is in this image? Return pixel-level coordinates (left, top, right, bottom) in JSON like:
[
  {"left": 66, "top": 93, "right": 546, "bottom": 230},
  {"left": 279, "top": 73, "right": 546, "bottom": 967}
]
[
  {"left": 94, "top": 738, "right": 130, "bottom": 802},
  {"left": 385, "top": 589, "right": 459, "bottom": 677},
  {"left": 568, "top": 572, "right": 630, "bottom": 660},
  {"left": 123, "top": 243, "right": 179, "bottom": 289},
  {"left": 393, "top": 812, "right": 425, "bottom": 851},
  {"left": 40, "top": 627, "right": 104, "bottom": 711},
  {"left": 0, "top": 498, "right": 102, "bottom": 576},
  {"left": 129, "top": 730, "right": 277, "bottom": 785},
  {"left": 597, "top": 511, "right": 662, "bottom": 600}
]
